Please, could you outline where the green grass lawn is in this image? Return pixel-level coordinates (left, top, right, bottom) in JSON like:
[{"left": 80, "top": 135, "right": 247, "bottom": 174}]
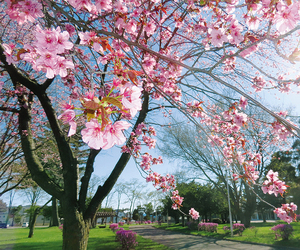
[
  {"left": 154, "top": 221, "right": 300, "bottom": 248},
  {"left": 0, "top": 225, "right": 170, "bottom": 250}
]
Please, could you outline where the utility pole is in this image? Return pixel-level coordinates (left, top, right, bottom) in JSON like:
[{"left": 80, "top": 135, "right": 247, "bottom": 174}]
[{"left": 226, "top": 169, "right": 233, "bottom": 237}]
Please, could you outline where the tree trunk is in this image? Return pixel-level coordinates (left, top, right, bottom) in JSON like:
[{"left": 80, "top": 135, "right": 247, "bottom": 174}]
[
  {"left": 28, "top": 208, "right": 39, "bottom": 238},
  {"left": 51, "top": 197, "right": 59, "bottom": 227},
  {"left": 90, "top": 217, "right": 96, "bottom": 228},
  {"left": 62, "top": 204, "right": 90, "bottom": 250},
  {"left": 262, "top": 212, "right": 266, "bottom": 223}
]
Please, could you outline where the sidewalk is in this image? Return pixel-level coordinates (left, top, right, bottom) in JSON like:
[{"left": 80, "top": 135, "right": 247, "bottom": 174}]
[{"left": 129, "top": 225, "right": 297, "bottom": 250}]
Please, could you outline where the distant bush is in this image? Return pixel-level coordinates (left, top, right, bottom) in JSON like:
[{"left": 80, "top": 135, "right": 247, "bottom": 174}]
[
  {"left": 115, "top": 229, "right": 138, "bottom": 250},
  {"left": 223, "top": 226, "right": 230, "bottom": 233},
  {"left": 233, "top": 223, "right": 245, "bottom": 236},
  {"left": 118, "top": 221, "right": 125, "bottom": 226},
  {"left": 198, "top": 223, "right": 218, "bottom": 233},
  {"left": 271, "top": 224, "right": 294, "bottom": 240},
  {"left": 109, "top": 223, "right": 119, "bottom": 232},
  {"left": 211, "top": 218, "right": 222, "bottom": 224}
]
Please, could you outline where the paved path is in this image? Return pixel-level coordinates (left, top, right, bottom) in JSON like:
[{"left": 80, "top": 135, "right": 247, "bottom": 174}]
[{"left": 129, "top": 225, "right": 297, "bottom": 250}]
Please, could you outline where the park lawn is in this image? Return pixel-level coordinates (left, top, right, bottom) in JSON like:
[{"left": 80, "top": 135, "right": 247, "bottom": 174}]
[
  {"left": 0, "top": 226, "right": 170, "bottom": 250},
  {"left": 155, "top": 222, "right": 300, "bottom": 248}
]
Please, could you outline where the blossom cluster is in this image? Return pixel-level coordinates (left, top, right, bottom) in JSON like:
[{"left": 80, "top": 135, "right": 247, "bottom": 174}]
[
  {"left": 261, "top": 170, "right": 288, "bottom": 197},
  {"left": 5, "top": 0, "right": 44, "bottom": 24},
  {"left": 274, "top": 203, "right": 297, "bottom": 224},
  {"left": 189, "top": 208, "right": 199, "bottom": 220},
  {"left": 170, "top": 190, "right": 184, "bottom": 210}
]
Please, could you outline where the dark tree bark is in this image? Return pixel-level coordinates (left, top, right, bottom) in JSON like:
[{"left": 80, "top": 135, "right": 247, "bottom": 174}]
[
  {"left": 28, "top": 208, "right": 39, "bottom": 238},
  {"left": 51, "top": 197, "right": 59, "bottom": 227}
]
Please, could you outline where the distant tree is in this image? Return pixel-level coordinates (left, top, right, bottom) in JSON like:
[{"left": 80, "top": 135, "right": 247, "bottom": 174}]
[
  {"left": 123, "top": 179, "right": 146, "bottom": 221},
  {"left": 114, "top": 182, "right": 126, "bottom": 223},
  {"left": 162, "top": 181, "right": 228, "bottom": 225},
  {"left": 159, "top": 122, "right": 282, "bottom": 227},
  {"left": 10, "top": 205, "right": 22, "bottom": 226},
  {"left": 143, "top": 202, "right": 154, "bottom": 220},
  {"left": 23, "top": 185, "right": 49, "bottom": 237},
  {"left": 132, "top": 208, "right": 139, "bottom": 221},
  {"left": 41, "top": 206, "right": 52, "bottom": 224}
]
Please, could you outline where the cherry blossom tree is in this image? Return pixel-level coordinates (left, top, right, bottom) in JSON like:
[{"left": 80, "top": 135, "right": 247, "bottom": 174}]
[{"left": 1, "top": 0, "right": 300, "bottom": 249}]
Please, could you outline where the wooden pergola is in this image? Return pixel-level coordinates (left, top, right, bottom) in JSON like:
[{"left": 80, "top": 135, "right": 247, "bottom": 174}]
[{"left": 95, "top": 211, "right": 116, "bottom": 227}]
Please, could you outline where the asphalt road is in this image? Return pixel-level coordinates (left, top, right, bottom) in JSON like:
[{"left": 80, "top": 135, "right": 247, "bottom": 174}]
[{"left": 129, "top": 225, "right": 298, "bottom": 250}]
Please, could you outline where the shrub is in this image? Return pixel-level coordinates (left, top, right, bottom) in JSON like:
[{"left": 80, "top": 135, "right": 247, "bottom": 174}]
[
  {"left": 116, "top": 229, "right": 138, "bottom": 250},
  {"left": 198, "top": 223, "right": 218, "bottom": 233},
  {"left": 212, "top": 218, "right": 222, "bottom": 224},
  {"left": 186, "top": 221, "right": 198, "bottom": 230},
  {"left": 233, "top": 223, "right": 245, "bottom": 236},
  {"left": 118, "top": 221, "right": 125, "bottom": 226},
  {"left": 271, "top": 224, "right": 294, "bottom": 240},
  {"left": 109, "top": 223, "right": 119, "bottom": 232},
  {"left": 223, "top": 226, "right": 230, "bottom": 233}
]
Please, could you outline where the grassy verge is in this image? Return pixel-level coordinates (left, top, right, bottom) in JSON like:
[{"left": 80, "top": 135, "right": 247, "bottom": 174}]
[
  {"left": 0, "top": 225, "right": 170, "bottom": 250},
  {"left": 154, "top": 222, "right": 300, "bottom": 248}
]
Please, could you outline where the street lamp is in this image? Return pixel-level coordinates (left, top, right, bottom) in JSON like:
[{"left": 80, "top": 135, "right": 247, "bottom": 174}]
[{"left": 226, "top": 169, "right": 233, "bottom": 237}]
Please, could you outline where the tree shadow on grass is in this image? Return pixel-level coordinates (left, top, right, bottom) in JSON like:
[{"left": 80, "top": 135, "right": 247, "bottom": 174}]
[
  {"left": 272, "top": 238, "right": 300, "bottom": 248},
  {"left": 249, "top": 223, "right": 278, "bottom": 228},
  {"left": 87, "top": 234, "right": 119, "bottom": 250},
  {"left": 0, "top": 241, "right": 62, "bottom": 250}
]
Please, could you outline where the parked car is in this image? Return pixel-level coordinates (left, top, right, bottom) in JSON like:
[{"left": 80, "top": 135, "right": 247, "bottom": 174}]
[
  {"left": 22, "top": 222, "right": 29, "bottom": 227},
  {"left": 0, "top": 223, "right": 9, "bottom": 228}
]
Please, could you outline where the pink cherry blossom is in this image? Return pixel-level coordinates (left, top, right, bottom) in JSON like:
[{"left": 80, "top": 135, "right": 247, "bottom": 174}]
[
  {"left": 245, "top": 15, "right": 260, "bottom": 30},
  {"left": 210, "top": 28, "right": 228, "bottom": 47},
  {"left": 240, "top": 45, "right": 259, "bottom": 58},
  {"left": 252, "top": 76, "right": 266, "bottom": 92},
  {"left": 189, "top": 208, "right": 200, "bottom": 220},
  {"left": 81, "top": 119, "right": 106, "bottom": 150},
  {"left": 121, "top": 85, "right": 142, "bottom": 118},
  {"left": 239, "top": 96, "right": 248, "bottom": 110},
  {"left": 5, "top": 0, "right": 44, "bottom": 24},
  {"left": 274, "top": 2, "right": 300, "bottom": 34},
  {"left": 2, "top": 43, "right": 16, "bottom": 65},
  {"left": 58, "top": 109, "right": 77, "bottom": 136},
  {"left": 56, "top": 57, "right": 75, "bottom": 78},
  {"left": 126, "top": 19, "right": 137, "bottom": 34},
  {"left": 95, "top": 0, "right": 112, "bottom": 12},
  {"left": 144, "top": 21, "right": 156, "bottom": 36},
  {"left": 101, "top": 121, "right": 131, "bottom": 149},
  {"left": 274, "top": 203, "right": 297, "bottom": 224},
  {"left": 233, "top": 112, "right": 247, "bottom": 127}
]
